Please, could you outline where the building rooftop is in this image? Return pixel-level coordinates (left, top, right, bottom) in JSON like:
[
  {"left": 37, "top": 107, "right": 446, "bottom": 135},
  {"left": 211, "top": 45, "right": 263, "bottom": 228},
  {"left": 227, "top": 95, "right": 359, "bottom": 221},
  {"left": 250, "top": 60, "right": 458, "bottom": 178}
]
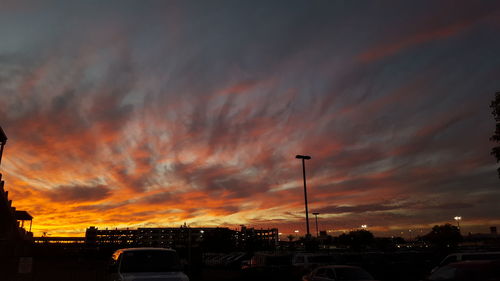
[
  {"left": 0, "top": 126, "right": 7, "bottom": 144},
  {"left": 15, "top": 210, "right": 33, "bottom": 221}
]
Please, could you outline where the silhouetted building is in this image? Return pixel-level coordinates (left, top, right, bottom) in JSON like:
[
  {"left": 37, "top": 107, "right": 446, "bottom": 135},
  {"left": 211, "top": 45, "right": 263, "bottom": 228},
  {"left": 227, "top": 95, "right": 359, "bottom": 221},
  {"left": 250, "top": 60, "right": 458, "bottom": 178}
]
[
  {"left": 85, "top": 226, "right": 135, "bottom": 246},
  {"left": 85, "top": 225, "right": 278, "bottom": 250},
  {"left": 237, "top": 226, "right": 279, "bottom": 249},
  {"left": 85, "top": 226, "right": 236, "bottom": 248},
  {"left": 0, "top": 127, "right": 34, "bottom": 243},
  {"left": 34, "top": 236, "right": 85, "bottom": 244},
  {"left": 0, "top": 126, "right": 33, "bottom": 280}
]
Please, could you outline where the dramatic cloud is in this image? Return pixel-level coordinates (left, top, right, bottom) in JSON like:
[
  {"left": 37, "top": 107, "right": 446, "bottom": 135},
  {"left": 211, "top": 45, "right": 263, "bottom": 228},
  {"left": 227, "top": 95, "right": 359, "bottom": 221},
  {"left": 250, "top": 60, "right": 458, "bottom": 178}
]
[
  {"left": 0, "top": 1, "right": 499, "bottom": 237},
  {"left": 45, "top": 185, "right": 111, "bottom": 203}
]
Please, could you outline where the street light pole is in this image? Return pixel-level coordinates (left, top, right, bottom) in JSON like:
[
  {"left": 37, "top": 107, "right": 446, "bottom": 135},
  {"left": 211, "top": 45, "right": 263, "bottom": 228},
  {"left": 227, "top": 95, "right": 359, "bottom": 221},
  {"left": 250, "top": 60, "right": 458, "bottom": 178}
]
[
  {"left": 454, "top": 216, "right": 462, "bottom": 230},
  {"left": 313, "top": 212, "right": 320, "bottom": 237},
  {"left": 296, "top": 155, "right": 311, "bottom": 238}
]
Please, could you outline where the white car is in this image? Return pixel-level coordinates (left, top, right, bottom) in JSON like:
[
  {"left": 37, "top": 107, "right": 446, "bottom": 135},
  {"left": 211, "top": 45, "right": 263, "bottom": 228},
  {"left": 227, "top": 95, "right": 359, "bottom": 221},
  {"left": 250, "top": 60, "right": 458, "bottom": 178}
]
[{"left": 108, "top": 247, "right": 190, "bottom": 281}]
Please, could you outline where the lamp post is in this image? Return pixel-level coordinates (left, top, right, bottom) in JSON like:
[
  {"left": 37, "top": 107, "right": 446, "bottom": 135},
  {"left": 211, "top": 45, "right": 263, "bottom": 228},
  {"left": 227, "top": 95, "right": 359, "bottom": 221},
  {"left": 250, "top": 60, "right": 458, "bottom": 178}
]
[
  {"left": 296, "top": 155, "right": 311, "bottom": 238},
  {"left": 313, "top": 212, "right": 320, "bottom": 237},
  {"left": 454, "top": 216, "right": 462, "bottom": 230}
]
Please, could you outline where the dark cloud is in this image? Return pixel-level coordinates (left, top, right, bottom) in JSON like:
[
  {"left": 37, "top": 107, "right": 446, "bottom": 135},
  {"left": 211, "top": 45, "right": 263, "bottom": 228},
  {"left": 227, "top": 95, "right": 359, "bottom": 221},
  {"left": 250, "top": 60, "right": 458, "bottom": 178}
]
[
  {"left": 316, "top": 200, "right": 475, "bottom": 219},
  {"left": 141, "top": 191, "right": 173, "bottom": 205},
  {"left": 46, "top": 185, "right": 111, "bottom": 202},
  {"left": 317, "top": 203, "right": 401, "bottom": 215},
  {"left": 75, "top": 201, "right": 130, "bottom": 212}
]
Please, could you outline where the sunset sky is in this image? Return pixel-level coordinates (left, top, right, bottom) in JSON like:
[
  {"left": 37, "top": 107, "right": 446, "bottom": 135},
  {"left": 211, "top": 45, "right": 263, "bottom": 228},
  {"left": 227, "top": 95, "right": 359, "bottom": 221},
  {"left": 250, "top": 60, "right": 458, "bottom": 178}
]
[{"left": 1, "top": 1, "right": 500, "bottom": 237}]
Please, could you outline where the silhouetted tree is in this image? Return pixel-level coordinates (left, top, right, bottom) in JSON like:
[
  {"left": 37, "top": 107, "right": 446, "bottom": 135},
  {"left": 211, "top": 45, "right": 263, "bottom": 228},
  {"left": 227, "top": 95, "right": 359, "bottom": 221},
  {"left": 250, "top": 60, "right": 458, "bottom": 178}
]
[
  {"left": 302, "top": 236, "right": 319, "bottom": 251},
  {"left": 423, "top": 224, "right": 462, "bottom": 249},
  {"left": 392, "top": 236, "right": 406, "bottom": 244},
  {"left": 338, "top": 229, "right": 374, "bottom": 250},
  {"left": 491, "top": 91, "right": 500, "bottom": 178}
]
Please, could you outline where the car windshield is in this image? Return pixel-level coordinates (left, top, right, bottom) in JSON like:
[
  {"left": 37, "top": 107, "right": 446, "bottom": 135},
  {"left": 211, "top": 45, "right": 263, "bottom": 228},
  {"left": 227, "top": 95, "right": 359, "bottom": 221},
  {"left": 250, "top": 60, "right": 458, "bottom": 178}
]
[
  {"left": 309, "top": 256, "right": 336, "bottom": 263},
  {"left": 335, "top": 267, "right": 374, "bottom": 280},
  {"left": 120, "top": 250, "right": 181, "bottom": 273},
  {"left": 463, "top": 253, "right": 500, "bottom": 261},
  {"left": 429, "top": 264, "right": 500, "bottom": 281},
  {"left": 428, "top": 265, "right": 457, "bottom": 280},
  {"left": 266, "top": 256, "right": 292, "bottom": 266}
]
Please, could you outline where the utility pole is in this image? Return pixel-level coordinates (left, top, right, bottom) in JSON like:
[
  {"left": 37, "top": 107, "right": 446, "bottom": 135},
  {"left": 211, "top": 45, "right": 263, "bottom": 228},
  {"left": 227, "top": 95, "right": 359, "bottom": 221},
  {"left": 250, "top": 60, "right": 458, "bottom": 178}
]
[
  {"left": 296, "top": 155, "right": 311, "bottom": 238},
  {"left": 313, "top": 212, "right": 320, "bottom": 237}
]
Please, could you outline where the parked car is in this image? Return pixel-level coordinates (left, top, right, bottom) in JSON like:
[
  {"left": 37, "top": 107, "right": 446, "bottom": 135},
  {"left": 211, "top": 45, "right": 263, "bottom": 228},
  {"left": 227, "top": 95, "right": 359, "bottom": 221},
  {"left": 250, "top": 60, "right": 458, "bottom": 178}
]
[
  {"left": 293, "top": 253, "right": 339, "bottom": 277},
  {"left": 302, "top": 265, "right": 376, "bottom": 281},
  {"left": 431, "top": 251, "right": 500, "bottom": 273},
  {"left": 293, "top": 253, "right": 338, "bottom": 268},
  {"left": 437, "top": 252, "right": 500, "bottom": 267},
  {"left": 424, "top": 260, "right": 500, "bottom": 281},
  {"left": 242, "top": 252, "right": 296, "bottom": 281},
  {"left": 108, "top": 247, "right": 189, "bottom": 281}
]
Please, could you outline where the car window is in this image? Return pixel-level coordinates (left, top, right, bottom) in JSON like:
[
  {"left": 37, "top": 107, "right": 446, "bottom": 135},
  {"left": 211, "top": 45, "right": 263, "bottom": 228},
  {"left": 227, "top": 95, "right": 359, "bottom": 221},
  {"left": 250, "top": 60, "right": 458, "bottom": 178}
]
[
  {"left": 120, "top": 250, "right": 181, "bottom": 273},
  {"left": 315, "top": 268, "right": 328, "bottom": 277},
  {"left": 325, "top": 268, "right": 335, "bottom": 279},
  {"left": 428, "top": 265, "right": 457, "bottom": 281},
  {"left": 309, "top": 256, "right": 336, "bottom": 263},
  {"left": 463, "top": 254, "right": 500, "bottom": 261},
  {"left": 441, "top": 256, "right": 457, "bottom": 266},
  {"left": 335, "top": 267, "right": 374, "bottom": 280},
  {"left": 295, "top": 256, "right": 305, "bottom": 263},
  {"left": 108, "top": 253, "right": 120, "bottom": 273},
  {"left": 267, "top": 255, "right": 292, "bottom": 266}
]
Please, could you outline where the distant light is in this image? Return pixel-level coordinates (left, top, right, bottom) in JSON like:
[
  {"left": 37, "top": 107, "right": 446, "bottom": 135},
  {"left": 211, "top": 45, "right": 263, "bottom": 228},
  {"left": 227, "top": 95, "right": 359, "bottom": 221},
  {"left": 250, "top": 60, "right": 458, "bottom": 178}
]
[
  {"left": 294, "top": 230, "right": 299, "bottom": 233},
  {"left": 278, "top": 233, "right": 283, "bottom": 235},
  {"left": 361, "top": 225, "right": 367, "bottom": 229},
  {"left": 200, "top": 230, "right": 204, "bottom": 233},
  {"left": 454, "top": 216, "right": 462, "bottom": 221}
]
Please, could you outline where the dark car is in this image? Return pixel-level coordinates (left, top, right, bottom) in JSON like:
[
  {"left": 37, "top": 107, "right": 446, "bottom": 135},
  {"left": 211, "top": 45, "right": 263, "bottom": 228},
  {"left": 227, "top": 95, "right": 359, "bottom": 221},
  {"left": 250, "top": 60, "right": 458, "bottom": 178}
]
[
  {"left": 108, "top": 247, "right": 189, "bottom": 281},
  {"left": 425, "top": 260, "right": 500, "bottom": 281},
  {"left": 435, "top": 252, "right": 500, "bottom": 268},
  {"left": 302, "top": 265, "right": 376, "bottom": 281}
]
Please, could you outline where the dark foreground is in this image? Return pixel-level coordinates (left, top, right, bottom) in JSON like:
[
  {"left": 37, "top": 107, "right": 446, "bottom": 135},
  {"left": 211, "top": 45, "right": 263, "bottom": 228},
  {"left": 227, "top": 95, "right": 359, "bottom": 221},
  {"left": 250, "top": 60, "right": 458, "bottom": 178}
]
[{"left": 1, "top": 247, "right": 446, "bottom": 281}]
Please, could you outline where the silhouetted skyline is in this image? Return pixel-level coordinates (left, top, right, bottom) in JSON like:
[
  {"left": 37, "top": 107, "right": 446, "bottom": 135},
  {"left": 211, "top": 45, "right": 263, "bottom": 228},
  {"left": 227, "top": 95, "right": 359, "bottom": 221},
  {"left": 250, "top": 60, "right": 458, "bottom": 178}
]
[{"left": 0, "top": 1, "right": 499, "bottom": 237}]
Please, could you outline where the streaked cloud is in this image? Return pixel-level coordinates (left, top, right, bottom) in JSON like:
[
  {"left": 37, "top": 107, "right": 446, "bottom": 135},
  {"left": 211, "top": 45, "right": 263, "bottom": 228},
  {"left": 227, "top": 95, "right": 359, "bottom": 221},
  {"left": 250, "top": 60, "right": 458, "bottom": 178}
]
[{"left": 0, "top": 1, "right": 499, "bottom": 237}]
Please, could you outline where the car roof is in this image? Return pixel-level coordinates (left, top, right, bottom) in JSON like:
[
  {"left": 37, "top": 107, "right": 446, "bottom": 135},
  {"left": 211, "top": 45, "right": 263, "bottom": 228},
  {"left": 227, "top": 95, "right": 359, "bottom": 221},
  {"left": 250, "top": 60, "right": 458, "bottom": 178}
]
[
  {"left": 447, "top": 252, "right": 500, "bottom": 256},
  {"left": 447, "top": 260, "right": 500, "bottom": 268},
  {"left": 113, "top": 247, "right": 176, "bottom": 254},
  {"left": 316, "top": 265, "right": 363, "bottom": 269},
  {"left": 295, "top": 253, "right": 333, "bottom": 257}
]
